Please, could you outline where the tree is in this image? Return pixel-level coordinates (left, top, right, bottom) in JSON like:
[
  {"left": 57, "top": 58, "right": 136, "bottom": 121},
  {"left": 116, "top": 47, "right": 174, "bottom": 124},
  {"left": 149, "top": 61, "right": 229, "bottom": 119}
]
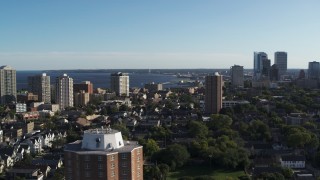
[
  {"left": 282, "top": 167, "right": 294, "bottom": 179},
  {"left": 207, "top": 114, "right": 233, "bottom": 130},
  {"left": 145, "top": 139, "right": 160, "bottom": 157},
  {"left": 112, "top": 123, "right": 130, "bottom": 140},
  {"left": 188, "top": 121, "right": 208, "bottom": 138},
  {"left": 248, "top": 120, "right": 271, "bottom": 141},
  {"left": 158, "top": 163, "right": 170, "bottom": 180},
  {"left": 153, "top": 144, "right": 190, "bottom": 168}
]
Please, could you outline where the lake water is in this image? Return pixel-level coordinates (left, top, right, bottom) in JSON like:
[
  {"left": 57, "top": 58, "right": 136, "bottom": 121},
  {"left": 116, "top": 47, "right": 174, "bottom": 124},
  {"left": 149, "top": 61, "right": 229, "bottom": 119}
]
[{"left": 17, "top": 71, "right": 181, "bottom": 90}]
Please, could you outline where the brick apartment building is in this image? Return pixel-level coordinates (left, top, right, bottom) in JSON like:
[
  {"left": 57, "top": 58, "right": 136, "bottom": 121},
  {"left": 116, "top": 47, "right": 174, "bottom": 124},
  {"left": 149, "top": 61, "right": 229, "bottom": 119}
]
[{"left": 64, "top": 128, "right": 143, "bottom": 180}]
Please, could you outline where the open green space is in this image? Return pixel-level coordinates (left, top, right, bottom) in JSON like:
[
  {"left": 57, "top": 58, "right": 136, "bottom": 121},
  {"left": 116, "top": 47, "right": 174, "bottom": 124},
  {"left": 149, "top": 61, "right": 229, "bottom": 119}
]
[{"left": 167, "top": 166, "right": 246, "bottom": 180}]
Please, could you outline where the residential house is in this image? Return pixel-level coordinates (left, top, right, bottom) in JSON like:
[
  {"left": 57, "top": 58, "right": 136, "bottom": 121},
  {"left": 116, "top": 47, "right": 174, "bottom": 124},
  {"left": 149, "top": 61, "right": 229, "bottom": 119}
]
[
  {"left": 280, "top": 155, "right": 306, "bottom": 169},
  {"left": 6, "top": 167, "right": 44, "bottom": 180}
]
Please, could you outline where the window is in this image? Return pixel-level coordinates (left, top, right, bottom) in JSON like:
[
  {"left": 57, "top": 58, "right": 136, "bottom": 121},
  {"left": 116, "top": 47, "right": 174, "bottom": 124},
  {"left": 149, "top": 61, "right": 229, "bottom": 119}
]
[
  {"left": 98, "top": 156, "right": 102, "bottom": 161},
  {"left": 122, "top": 161, "right": 127, "bottom": 167},
  {"left": 111, "top": 171, "right": 115, "bottom": 177},
  {"left": 110, "top": 155, "right": 115, "bottom": 161},
  {"left": 137, "top": 148, "right": 141, "bottom": 155},
  {"left": 122, "top": 170, "right": 128, "bottom": 175},
  {"left": 121, "top": 153, "right": 128, "bottom": 159},
  {"left": 98, "top": 172, "right": 103, "bottom": 178},
  {"left": 84, "top": 155, "right": 90, "bottom": 161},
  {"left": 137, "top": 163, "right": 140, "bottom": 169},
  {"left": 85, "top": 163, "right": 90, "bottom": 169},
  {"left": 98, "top": 164, "right": 103, "bottom": 170},
  {"left": 137, "top": 156, "right": 141, "bottom": 162},
  {"left": 85, "top": 172, "right": 90, "bottom": 178},
  {"left": 111, "top": 163, "right": 115, "bottom": 169}
]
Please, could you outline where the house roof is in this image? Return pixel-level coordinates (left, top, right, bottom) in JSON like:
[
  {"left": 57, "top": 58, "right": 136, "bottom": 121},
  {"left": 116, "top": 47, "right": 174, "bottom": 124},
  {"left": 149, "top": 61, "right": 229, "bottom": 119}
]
[{"left": 281, "top": 155, "right": 306, "bottom": 161}]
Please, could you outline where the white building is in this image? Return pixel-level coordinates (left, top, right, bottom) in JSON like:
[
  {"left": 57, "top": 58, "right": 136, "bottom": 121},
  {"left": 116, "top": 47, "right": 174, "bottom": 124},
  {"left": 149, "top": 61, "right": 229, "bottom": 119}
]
[
  {"left": 16, "top": 103, "right": 27, "bottom": 113},
  {"left": 0, "top": 65, "right": 17, "bottom": 105},
  {"left": 280, "top": 155, "right": 305, "bottom": 169},
  {"left": 55, "top": 74, "right": 73, "bottom": 110},
  {"left": 230, "top": 65, "right": 244, "bottom": 87},
  {"left": 110, "top": 72, "right": 129, "bottom": 96},
  {"left": 222, "top": 100, "right": 250, "bottom": 108},
  {"left": 28, "top": 73, "right": 51, "bottom": 104}
]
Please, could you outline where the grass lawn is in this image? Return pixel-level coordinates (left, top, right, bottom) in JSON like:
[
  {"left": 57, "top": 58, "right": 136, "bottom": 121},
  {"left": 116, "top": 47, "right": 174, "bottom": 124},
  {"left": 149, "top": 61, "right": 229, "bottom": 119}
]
[{"left": 167, "top": 165, "right": 246, "bottom": 180}]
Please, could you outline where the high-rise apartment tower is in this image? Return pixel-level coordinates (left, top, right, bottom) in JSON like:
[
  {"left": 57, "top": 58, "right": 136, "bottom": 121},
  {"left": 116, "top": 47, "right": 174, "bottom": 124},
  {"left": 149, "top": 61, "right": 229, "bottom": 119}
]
[
  {"left": 55, "top": 74, "right": 73, "bottom": 110},
  {"left": 28, "top": 73, "right": 51, "bottom": 104},
  {"left": 0, "top": 65, "right": 16, "bottom": 105},
  {"left": 205, "top": 72, "right": 223, "bottom": 114},
  {"left": 64, "top": 128, "right": 143, "bottom": 180},
  {"left": 110, "top": 72, "right": 129, "bottom": 96}
]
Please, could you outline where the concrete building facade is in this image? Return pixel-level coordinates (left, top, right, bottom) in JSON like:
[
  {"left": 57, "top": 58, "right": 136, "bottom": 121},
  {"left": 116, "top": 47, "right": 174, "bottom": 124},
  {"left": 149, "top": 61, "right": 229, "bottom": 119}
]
[
  {"left": 28, "top": 73, "right": 51, "bottom": 104},
  {"left": 55, "top": 74, "right": 73, "bottom": 110},
  {"left": 0, "top": 65, "right": 16, "bottom": 105},
  {"left": 230, "top": 65, "right": 244, "bottom": 87},
  {"left": 110, "top": 72, "right": 129, "bottom": 97}
]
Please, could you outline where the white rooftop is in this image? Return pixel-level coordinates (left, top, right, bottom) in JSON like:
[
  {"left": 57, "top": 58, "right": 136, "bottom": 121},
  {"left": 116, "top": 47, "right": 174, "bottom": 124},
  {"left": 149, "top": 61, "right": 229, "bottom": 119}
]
[{"left": 81, "top": 128, "right": 124, "bottom": 151}]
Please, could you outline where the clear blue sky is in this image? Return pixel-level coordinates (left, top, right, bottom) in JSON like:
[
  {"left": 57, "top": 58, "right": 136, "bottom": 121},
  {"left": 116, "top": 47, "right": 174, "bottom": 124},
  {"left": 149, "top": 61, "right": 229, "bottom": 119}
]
[{"left": 0, "top": 0, "right": 319, "bottom": 70}]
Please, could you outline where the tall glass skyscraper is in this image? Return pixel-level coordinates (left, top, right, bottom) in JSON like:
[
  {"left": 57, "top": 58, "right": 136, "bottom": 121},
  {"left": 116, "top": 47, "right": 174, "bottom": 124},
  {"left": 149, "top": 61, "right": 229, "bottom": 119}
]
[
  {"left": 253, "top": 52, "right": 268, "bottom": 80},
  {"left": 275, "top": 52, "right": 288, "bottom": 76},
  {"left": 308, "top": 61, "right": 320, "bottom": 80}
]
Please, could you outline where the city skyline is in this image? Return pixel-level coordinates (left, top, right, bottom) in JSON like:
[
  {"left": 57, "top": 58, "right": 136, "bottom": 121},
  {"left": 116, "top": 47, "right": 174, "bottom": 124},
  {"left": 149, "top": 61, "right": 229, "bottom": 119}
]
[{"left": 1, "top": 1, "right": 320, "bottom": 70}]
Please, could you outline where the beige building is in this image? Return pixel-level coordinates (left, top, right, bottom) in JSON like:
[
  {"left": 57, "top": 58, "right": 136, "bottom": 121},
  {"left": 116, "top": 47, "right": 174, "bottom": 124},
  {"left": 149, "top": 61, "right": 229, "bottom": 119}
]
[
  {"left": 55, "top": 74, "right": 73, "bottom": 110},
  {"left": 0, "top": 65, "right": 16, "bottom": 105},
  {"left": 64, "top": 128, "right": 143, "bottom": 180},
  {"left": 74, "top": 90, "right": 90, "bottom": 106},
  {"left": 205, "top": 72, "right": 223, "bottom": 114},
  {"left": 144, "top": 82, "right": 163, "bottom": 92},
  {"left": 110, "top": 72, "right": 129, "bottom": 97}
]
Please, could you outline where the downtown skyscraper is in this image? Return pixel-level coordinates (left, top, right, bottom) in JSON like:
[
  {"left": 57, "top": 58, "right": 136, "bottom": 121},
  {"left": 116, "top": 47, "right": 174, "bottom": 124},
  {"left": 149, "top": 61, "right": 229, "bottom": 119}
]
[
  {"left": 0, "top": 65, "right": 17, "bottom": 105},
  {"left": 308, "top": 61, "right": 320, "bottom": 80},
  {"left": 28, "top": 73, "right": 51, "bottom": 104},
  {"left": 56, "top": 74, "right": 73, "bottom": 110},
  {"left": 274, "top": 51, "right": 288, "bottom": 77},
  {"left": 230, "top": 65, "right": 244, "bottom": 87},
  {"left": 253, "top": 52, "right": 269, "bottom": 80},
  {"left": 205, "top": 72, "right": 223, "bottom": 114}
]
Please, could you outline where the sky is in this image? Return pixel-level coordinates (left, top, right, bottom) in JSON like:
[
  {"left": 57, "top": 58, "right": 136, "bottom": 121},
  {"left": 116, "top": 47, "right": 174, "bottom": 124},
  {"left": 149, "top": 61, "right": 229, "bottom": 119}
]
[{"left": 0, "top": 0, "right": 320, "bottom": 70}]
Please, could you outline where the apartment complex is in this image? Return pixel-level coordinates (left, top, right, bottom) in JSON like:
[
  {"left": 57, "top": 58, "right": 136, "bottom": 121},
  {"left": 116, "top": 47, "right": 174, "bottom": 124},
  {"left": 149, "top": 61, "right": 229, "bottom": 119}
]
[
  {"left": 55, "top": 74, "right": 73, "bottom": 110},
  {"left": 74, "top": 81, "right": 93, "bottom": 94},
  {"left": 28, "top": 73, "right": 51, "bottom": 103},
  {"left": 0, "top": 65, "right": 17, "bottom": 105},
  {"left": 64, "top": 128, "right": 143, "bottom": 180},
  {"left": 205, "top": 72, "right": 223, "bottom": 114},
  {"left": 110, "top": 72, "right": 129, "bottom": 97}
]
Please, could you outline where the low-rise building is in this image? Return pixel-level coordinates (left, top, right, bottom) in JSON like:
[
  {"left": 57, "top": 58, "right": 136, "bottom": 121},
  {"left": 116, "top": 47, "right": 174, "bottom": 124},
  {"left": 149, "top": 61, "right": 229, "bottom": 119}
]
[{"left": 280, "top": 155, "right": 306, "bottom": 169}]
